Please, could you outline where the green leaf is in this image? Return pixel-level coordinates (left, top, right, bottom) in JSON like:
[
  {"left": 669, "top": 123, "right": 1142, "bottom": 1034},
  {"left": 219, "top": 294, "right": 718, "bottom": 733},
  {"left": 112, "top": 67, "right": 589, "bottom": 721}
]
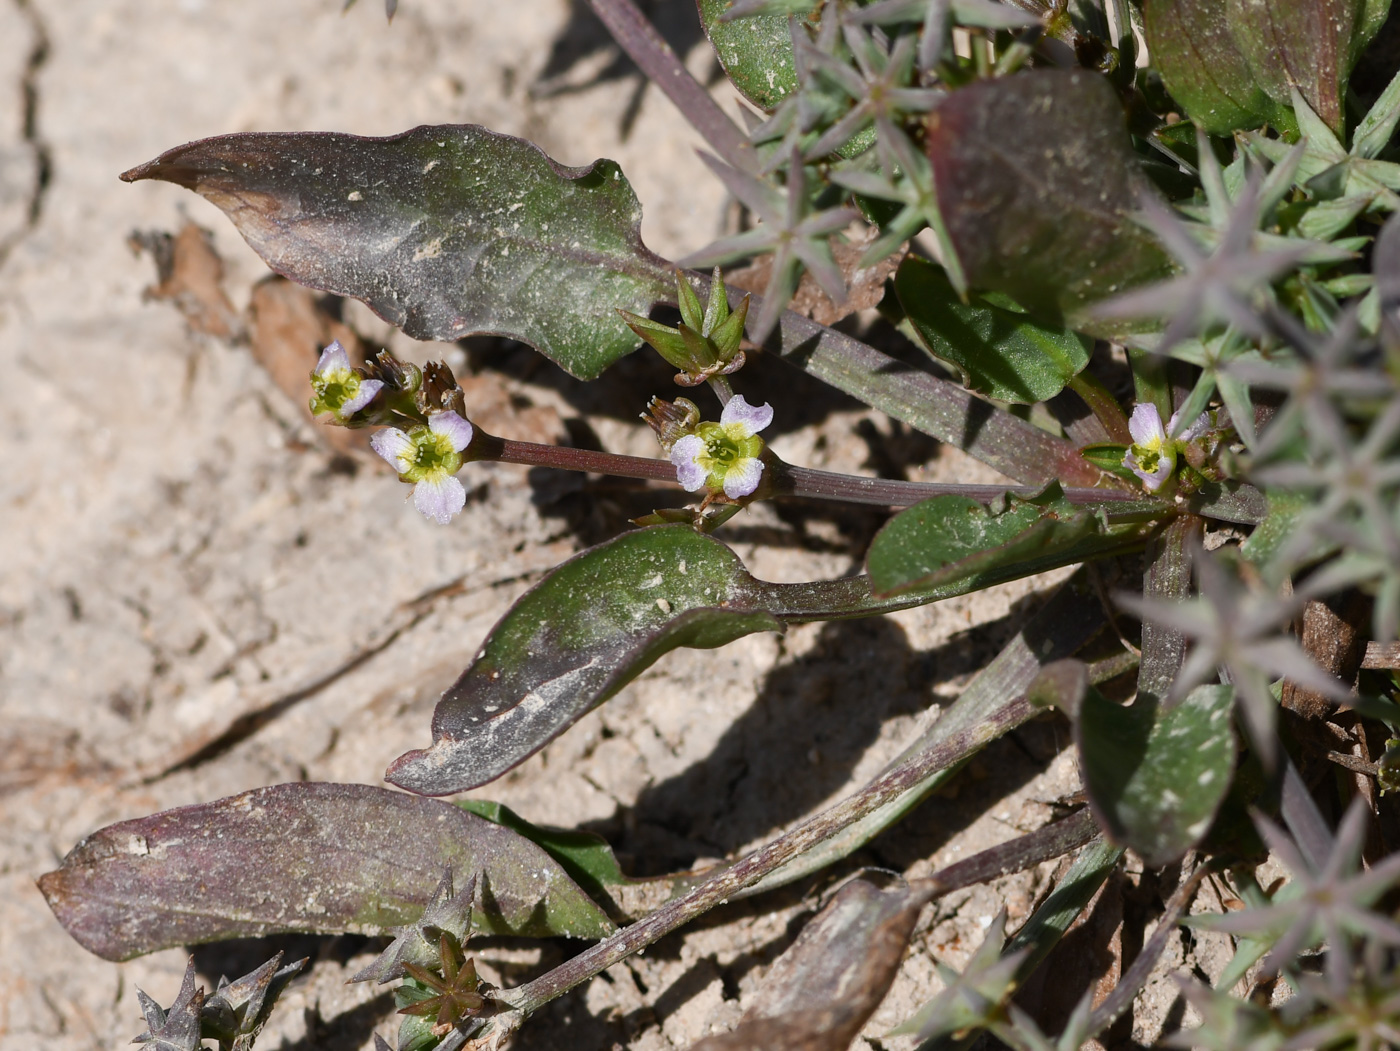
[
  {"left": 388, "top": 526, "right": 784, "bottom": 795},
  {"left": 1075, "top": 685, "right": 1236, "bottom": 867},
  {"left": 121, "top": 125, "right": 673, "bottom": 380},
  {"left": 1353, "top": 67, "right": 1400, "bottom": 159},
  {"left": 865, "top": 486, "right": 1156, "bottom": 599},
  {"left": 1143, "top": 0, "right": 1292, "bottom": 134},
  {"left": 388, "top": 524, "right": 1143, "bottom": 797},
  {"left": 698, "top": 0, "right": 798, "bottom": 111},
  {"left": 924, "top": 69, "right": 1175, "bottom": 336},
  {"left": 37, "top": 783, "right": 616, "bottom": 961},
  {"left": 1003, "top": 837, "right": 1124, "bottom": 976},
  {"left": 895, "top": 838, "right": 1122, "bottom": 1045},
  {"left": 1239, "top": 489, "right": 1320, "bottom": 574},
  {"left": 894, "top": 256, "right": 1092, "bottom": 403},
  {"left": 1079, "top": 443, "right": 1140, "bottom": 482}
]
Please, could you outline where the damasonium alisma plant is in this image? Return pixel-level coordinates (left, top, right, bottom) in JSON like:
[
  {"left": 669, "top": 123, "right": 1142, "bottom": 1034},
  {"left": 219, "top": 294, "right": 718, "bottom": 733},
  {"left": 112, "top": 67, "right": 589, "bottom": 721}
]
[{"left": 34, "top": 0, "right": 1400, "bottom": 1048}]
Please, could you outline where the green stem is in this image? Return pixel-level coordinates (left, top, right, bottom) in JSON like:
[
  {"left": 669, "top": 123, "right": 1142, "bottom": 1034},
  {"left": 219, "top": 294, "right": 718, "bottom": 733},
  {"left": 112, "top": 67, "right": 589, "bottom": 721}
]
[
  {"left": 1067, "top": 371, "right": 1132, "bottom": 444},
  {"left": 707, "top": 374, "right": 735, "bottom": 406}
]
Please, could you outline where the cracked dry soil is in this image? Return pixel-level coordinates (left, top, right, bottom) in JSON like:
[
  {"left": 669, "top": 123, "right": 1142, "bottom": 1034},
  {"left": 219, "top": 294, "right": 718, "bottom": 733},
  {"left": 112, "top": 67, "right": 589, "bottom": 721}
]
[{"left": 0, "top": 2, "right": 1234, "bottom": 1049}]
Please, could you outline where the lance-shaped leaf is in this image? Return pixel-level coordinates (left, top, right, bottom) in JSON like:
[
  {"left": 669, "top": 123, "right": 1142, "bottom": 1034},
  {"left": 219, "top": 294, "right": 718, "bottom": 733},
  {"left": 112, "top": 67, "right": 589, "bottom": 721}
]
[
  {"left": 202, "top": 951, "right": 308, "bottom": 1051},
  {"left": 924, "top": 69, "right": 1174, "bottom": 335},
  {"left": 697, "top": 0, "right": 798, "bottom": 111},
  {"left": 865, "top": 486, "right": 1156, "bottom": 599},
  {"left": 121, "top": 125, "right": 673, "bottom": 380},
  {"left": 754, "top": 296, "right": 1110, "bottom": 486},
  {"left": 1143, "top": 0, "right": 1292, "bottom": 134},
  {"left": 744, "top": 569, "right": 1115, "bottom": 895},
  {"left": 38, "top": 782, "right": 615, "bottom": 962},
  {"left": 1227, "top": 0, "right": 1388, "bottom": 135},
  {"left": 894, "top": 256, "right": 1091, "bottom": 404},
  {"left": 135, "top": 958, "right": 206, "bottom": 1051},
  {"left": 388, "top": 524, "right": 1143, "bottom": 797},
  {"left": 689, "top": 879, "right": 930, "bottom": 1051}
]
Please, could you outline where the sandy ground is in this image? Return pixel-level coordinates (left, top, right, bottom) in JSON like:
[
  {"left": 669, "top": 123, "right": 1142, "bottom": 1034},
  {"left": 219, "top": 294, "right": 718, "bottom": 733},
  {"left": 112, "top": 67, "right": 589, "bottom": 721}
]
[{"left": 0, "top": 3, "right": 1236, "bottom": 1048}]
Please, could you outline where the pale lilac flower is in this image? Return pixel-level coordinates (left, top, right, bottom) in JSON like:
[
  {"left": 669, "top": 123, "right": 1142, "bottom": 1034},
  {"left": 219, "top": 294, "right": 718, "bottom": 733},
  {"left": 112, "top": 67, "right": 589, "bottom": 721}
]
[
  {"left": 670, "top": 395, "right": 774, "bottom": 500},
  {"left": 309, "top": 341, "right": 383, "bottom": 421},
  {"left": 1123, "top": 404, "right": 1209, "bottom": 492},
  {"left": 370, "top": 411, "right": 474, "bottom": 525}
]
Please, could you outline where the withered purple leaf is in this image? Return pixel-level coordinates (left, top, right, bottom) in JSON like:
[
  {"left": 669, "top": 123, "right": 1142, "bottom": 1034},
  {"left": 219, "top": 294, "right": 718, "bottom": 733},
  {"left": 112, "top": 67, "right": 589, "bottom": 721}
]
[
  {"left": 688, "top": 879, "right": 930, "bottom": 1051},
  {"left": 38, "top": 783, "right": 613, "bottom": 961},
  {"left": 924, "top": 69, "right": 1173, "bottom": 335}
]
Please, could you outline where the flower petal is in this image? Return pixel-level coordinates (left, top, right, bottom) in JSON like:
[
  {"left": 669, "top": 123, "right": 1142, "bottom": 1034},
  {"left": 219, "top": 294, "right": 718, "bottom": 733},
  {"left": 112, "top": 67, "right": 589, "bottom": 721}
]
[
  {"left": 413, "top": 475, "right": 467, "bottom": 525},
  {"left": 719, "top": 395, "right": 774, "bottom": 436},
  {"left": 314, "top": 341, "right": 351, "bottom": 376},
  {"left": 1170, "top": 409, "right": 1211, "bottom": 442},
  {"left": 370, "top": 427, "right": 414, "bottom": 472},
  {"left": 670, "top": 435, "right": 709, "bottom": 492},
  {"left": 722, "top": 457, "right": 764, "bottom": 499},
  {"left": 429, "top": 410, "right": 474, "bottom": 452},
  {"left": 340, "top": 378, "right": 384, "bottom": 416},
  {"left": 1128, "top": 403, "right": 1165, "bottom": 446},
  {"left": 1128, "top": 452, "right": 1174, "bottom": 492}
]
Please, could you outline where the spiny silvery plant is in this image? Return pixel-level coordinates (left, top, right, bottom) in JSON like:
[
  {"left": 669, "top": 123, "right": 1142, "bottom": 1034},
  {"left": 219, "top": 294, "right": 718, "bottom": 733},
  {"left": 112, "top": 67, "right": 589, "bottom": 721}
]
[{"left": 36, "top": 0, "right": 1400, "bottom": 1047}]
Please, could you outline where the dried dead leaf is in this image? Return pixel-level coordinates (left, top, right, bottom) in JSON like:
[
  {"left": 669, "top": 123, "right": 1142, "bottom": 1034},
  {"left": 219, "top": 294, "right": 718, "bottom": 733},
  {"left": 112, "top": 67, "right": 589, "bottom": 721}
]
[
  {"left": 129, "top": 221, "right": 241, "bottom": 341},
  {"left": 727, "top": 236, "right": 906, "bottom": 328},
  {"left": 247, "top": 275, "right": 369, "bottom": 456}
]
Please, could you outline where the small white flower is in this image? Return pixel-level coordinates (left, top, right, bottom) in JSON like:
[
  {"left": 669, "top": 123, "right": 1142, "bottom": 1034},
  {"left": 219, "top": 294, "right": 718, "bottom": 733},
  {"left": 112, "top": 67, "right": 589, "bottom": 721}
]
[
  {"left": 670, "top": 395, "right": 774, "bottom": 500},
  {"left": 309, "top": 341, "right": 383, "bottom": 421},
  {"left": 370, "top": 411, "right": 474, "bottom": 524},
  {"left": 1123, "top": 404, "right": 1209, "bottom": 492}
]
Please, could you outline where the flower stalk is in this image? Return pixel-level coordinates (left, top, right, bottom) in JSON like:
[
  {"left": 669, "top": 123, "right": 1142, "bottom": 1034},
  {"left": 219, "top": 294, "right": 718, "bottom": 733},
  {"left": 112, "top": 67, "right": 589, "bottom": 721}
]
[{"left": 472, "top": 425, "right": 1165, "bottom": 511}]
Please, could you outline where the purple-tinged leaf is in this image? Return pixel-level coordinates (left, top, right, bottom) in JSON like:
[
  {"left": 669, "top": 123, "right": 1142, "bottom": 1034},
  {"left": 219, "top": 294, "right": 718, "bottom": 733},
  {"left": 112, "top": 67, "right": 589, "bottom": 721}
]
[
  {"left": 688, "top": 879, "right": 929, "bottom": 1051},
  {"left": 203, "top": 951, "right": 308, "bottom": 1051},
  {"left": 38, "top": 782, "right": 615, "bottom": 961},
  {"left": 121, "top": 126, "right": 672, "bottom": 380},
  {"left": 923, "top": 70, "right": 1173, "bottom": 336},
  {"left": 1226, "top": 0, "right": 1387, "bottom": 135},
  {"left": 134, "top": 958, "right": 205, "bottom": 1051},
  {"left": 1143, "top": 0, "right": 1291, "bottom": 134}
]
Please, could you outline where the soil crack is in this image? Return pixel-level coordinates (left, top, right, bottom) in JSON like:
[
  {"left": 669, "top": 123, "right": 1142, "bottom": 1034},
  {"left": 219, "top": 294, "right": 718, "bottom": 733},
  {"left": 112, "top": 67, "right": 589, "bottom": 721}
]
[{"left": 0, "top": 0, "right": 51, "bottom": 271}]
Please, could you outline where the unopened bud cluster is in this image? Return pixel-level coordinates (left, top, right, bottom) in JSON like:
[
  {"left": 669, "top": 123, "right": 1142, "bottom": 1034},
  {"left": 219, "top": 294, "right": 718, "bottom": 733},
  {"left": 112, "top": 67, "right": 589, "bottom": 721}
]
[{"left": 620, "top": 268, "right": 749, "bottom": 386}]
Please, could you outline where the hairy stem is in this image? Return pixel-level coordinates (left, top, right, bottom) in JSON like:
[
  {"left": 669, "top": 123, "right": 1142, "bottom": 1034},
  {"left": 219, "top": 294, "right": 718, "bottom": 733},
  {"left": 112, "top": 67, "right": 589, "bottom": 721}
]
[{"left": 584, "top": 0, "right": 756, "bottom": 173}]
